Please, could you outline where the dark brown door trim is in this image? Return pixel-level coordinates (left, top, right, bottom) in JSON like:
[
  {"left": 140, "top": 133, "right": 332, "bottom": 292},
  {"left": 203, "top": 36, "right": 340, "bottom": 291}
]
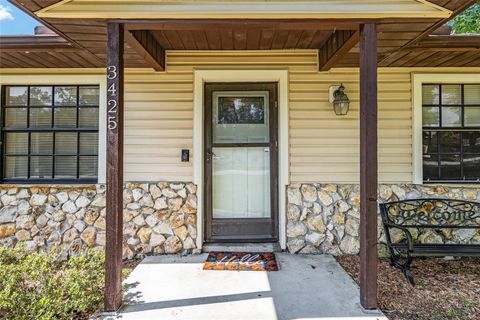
[{"left": 204, "top": 82, "right": 279, "bottom": 243}]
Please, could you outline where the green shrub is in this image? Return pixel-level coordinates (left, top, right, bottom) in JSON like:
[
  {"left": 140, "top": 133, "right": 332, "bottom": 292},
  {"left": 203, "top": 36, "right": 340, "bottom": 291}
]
[{"left": 0, "top": 246, "right": 105, "bottom": 320}]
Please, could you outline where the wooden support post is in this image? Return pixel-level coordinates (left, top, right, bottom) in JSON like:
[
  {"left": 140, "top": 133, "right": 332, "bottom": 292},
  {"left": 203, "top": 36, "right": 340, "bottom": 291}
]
[
  {"left": 359, "top": 22, "right": 378, "bottom": 310},
  {"left": 104, "top": 22, "right": 124, "bottom": 312}
]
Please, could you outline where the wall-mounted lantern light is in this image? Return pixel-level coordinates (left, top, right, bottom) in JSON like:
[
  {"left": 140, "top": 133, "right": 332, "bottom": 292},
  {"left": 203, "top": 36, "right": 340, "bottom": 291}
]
[{"left": 329, "top": 84, "right": 350, "bottom": 116}]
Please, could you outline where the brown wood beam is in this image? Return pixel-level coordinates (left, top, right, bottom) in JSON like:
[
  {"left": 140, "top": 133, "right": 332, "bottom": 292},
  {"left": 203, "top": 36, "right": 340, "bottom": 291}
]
[
  {"left": 407, "top": 35, "right": 480, "bottom": 51},
  {"left": 318, "top": 29, "right": 359, "bottom": 71},
  {"left": 402, "top": 47, "right": 480, "bottom": 52},
  {"left": 0, "top": 35, "right": 78, "bottom": 52},
  {"left": 125, "top": 30, "right": 165, "bottom": 71},
  {"left": 105, "top": 22, "right": 124, "bottom": 312},
  {"left": 359, "top": 22, "right": 378, "bottom": 310},
  {"left": 0, "top": 47, "right": 81, "bottom": 52},
  {"left": 0, "top": 34, "right": 70, "bottom": 44},
  {"left": 120, "top": 19, "right": 368, "bottom": 31}
]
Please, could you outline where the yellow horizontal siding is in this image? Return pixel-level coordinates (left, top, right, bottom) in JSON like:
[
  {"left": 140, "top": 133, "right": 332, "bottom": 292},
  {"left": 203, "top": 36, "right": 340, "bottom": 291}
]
[
  {"left": 123, "top": 51, "right": 317, "bottom": 181},
  {"left": 288, "top": 67, "right": 413, "bottom": 183},
  {"left": 5, "top": 52, "right": 480, "bottom": 184},
  {"left": 122, "top": 50, "right": 414, "bottom": 183},
  {"left": 123, "top": 69, "right": 193, "bottom": 181}
]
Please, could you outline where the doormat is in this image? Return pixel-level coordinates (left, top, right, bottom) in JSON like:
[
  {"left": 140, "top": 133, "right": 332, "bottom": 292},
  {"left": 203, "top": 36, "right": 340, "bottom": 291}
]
[{"left": 203, "top": 252, "right": 279, "bottom": 271}]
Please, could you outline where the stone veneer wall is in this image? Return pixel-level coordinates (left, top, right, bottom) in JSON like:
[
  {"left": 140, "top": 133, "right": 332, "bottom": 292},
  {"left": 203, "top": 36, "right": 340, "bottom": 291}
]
[
  {"left": 286, "top": 183, "right": 480, "bottom": 255},
  {"left": 3, "top": 182, "right": 479, "bottom": 258},
  {"left": 0, "top": 182, "right": 197, "bottom": 258}
]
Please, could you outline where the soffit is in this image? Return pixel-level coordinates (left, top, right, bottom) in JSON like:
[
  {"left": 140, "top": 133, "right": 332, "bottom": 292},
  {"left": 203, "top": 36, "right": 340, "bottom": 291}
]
[{"left": 35, "top": 0, "right": 451, "bottom": 19}]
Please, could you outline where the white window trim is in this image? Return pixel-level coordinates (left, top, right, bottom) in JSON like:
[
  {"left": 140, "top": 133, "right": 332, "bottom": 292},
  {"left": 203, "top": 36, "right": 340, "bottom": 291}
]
[
  {"left": 0, "top": 74, "right": 107, "bottom": 183},
  {"left": 193, "top": 69, "right": 289, "bottom": 250},
  {"left": 412, "top": 72, "right": 480, "bottom": 184}
]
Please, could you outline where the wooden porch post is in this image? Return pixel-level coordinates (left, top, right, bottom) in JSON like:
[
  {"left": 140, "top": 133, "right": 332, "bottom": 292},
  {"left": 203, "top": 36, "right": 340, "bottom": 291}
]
[
  {"left": 359, "top": 22, "right": 378, "bottom": 310},
  {"left": 105, "top": 23, "right": 124, "bottom": 312}
]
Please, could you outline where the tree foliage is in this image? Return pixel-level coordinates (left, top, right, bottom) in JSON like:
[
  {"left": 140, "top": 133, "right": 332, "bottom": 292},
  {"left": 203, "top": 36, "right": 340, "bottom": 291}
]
[{"left": 450, "top": 2, "right": 480, "bottom": 34}]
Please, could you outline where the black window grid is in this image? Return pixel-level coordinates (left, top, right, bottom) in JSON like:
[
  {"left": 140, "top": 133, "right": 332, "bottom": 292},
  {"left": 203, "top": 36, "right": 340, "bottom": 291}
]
[
  {"left": 0, "top": 85, "right": 99, "bottom": 184},
  {"left": 422, "top": 83, "right": 480, "bottom": 183}
]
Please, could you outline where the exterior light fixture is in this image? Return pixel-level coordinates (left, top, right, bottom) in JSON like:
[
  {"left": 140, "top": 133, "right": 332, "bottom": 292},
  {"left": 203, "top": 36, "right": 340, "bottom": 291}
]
[{"left": 329, "top": 84, "right": 350, "bottom": 116}]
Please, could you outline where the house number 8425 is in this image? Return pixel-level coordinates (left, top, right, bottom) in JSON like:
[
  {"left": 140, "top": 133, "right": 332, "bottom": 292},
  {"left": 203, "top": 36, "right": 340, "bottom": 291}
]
[{"left": 107, "top": 66, "right": 118, "bottom": 130}]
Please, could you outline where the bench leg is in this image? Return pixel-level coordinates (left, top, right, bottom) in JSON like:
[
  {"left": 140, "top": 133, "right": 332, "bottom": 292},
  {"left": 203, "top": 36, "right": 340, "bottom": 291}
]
[
  {"left": 401, "top": 261, "right": 415, "bottom": 286},
  {"left": 389, "top": 251, "right": 415, "bottom": 286}
]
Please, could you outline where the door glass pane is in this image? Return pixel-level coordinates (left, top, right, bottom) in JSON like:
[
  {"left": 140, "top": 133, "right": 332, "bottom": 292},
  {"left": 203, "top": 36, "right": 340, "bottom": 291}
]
[
  {"left": 212, "top": 91, "right": 269, "bottom": 143},
  {"left": 212, "top": 147, "right": 270, "bottom": 219}
]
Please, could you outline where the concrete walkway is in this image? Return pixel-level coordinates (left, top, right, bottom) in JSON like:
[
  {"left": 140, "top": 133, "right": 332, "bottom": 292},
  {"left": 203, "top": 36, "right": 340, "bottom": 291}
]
[{"left": 112, "top": 253, "right": 387, "bottom": 320}]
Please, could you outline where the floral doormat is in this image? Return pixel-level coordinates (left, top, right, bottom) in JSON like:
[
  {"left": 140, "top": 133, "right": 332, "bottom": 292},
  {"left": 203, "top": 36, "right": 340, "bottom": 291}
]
[{"left": 203, "top": 252, "right": 279, "bottom": 271}]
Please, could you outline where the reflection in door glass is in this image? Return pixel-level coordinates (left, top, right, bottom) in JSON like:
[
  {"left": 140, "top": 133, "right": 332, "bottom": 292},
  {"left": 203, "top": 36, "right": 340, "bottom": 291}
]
[
  {"left": 213, "top": 91, "right": 269, "bottom": 144},
  {"left": 212, "top": 147, "right": 271, "bottom": 219}
]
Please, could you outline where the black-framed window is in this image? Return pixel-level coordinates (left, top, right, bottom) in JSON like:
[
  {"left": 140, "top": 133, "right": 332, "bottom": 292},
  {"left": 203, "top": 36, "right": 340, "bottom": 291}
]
[
  {"left": 1, "top": 85, "right": 99, "bottom": 183},
  {"left": 422, "top": 84, "right": 480, "bottom": 183}
]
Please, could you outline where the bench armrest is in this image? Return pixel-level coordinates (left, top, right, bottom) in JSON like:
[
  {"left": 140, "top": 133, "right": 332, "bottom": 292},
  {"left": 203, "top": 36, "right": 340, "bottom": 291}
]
[{"left": 384, "top": 223, "right": 415, "bottom": 252}]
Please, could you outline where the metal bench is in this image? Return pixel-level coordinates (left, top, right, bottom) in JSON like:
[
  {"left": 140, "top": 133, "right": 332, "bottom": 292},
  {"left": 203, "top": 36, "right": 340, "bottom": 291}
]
[{"left": 379, "top": 198, "right": 480, "bottom": 285}]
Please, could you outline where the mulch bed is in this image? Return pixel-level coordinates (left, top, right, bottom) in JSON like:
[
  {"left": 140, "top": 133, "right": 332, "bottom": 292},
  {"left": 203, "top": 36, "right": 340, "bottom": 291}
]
[{"left": 336, "top": 256, "right": 480, "bottom": 320}]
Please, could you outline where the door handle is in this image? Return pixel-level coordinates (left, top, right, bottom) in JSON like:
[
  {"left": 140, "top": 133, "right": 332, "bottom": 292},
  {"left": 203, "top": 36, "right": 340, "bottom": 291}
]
[{"left": 206, "top": 149, "right": 217, "bottom": 162}]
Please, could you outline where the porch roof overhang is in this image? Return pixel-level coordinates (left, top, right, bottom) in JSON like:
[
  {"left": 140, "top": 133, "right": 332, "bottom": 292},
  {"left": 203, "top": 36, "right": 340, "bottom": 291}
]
[
  {"left": 0, "top": 34, "right": 73, "bottom": 51},
  {"left": 35, "top": 0, "right": 452, "bottom": 19},
  {"left": 2, "top": 0, "right": 478, "bottom": 70}
]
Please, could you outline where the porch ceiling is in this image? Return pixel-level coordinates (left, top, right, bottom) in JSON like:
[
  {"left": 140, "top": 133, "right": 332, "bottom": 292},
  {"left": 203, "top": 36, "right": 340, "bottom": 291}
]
[{"left": 150, "top": 29, "right": 334, "bottom": 51}]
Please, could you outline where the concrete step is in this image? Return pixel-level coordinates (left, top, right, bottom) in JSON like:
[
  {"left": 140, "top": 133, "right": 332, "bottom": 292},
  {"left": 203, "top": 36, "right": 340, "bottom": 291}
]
[{"left": 202, "top": 242, "right": 282, "bottom": 253}]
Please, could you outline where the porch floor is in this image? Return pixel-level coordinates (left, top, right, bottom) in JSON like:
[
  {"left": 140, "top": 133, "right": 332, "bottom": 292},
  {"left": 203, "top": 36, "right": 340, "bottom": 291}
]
[{"left": 114, "top": 253, "right": 386, "bottom": 320}]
